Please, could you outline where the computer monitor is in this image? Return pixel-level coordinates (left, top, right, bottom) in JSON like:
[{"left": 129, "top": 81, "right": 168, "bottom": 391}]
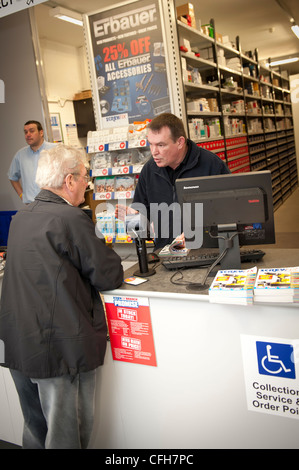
[{"left": 176, "top": 170, "right": 275, "bottom": 269}]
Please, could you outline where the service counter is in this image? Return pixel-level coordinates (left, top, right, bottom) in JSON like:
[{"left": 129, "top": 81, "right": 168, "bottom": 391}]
[{"left": 1, "top": 249, "right": 299, "bottom": 449}]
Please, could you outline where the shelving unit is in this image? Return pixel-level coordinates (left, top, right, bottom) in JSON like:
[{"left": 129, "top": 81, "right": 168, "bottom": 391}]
[{"left": 176, "top": 17, "right": 298, "bottom": 210}]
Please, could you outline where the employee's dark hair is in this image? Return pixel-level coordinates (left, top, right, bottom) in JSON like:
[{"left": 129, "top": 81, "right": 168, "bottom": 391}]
[
  {"left": 24, "top": 120, "right": 43, "bottom": 132},
  {"left": 147, "top": 113, "right": 187, "bottom": 142}
]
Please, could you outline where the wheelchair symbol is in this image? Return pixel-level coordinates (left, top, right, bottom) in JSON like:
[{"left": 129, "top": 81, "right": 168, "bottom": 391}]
[
  {"left": 256, "top": 341, "right": 296, "bottom": 379},
  {"left": 262, "top": 345, "right": 291, "bottom": 374}
]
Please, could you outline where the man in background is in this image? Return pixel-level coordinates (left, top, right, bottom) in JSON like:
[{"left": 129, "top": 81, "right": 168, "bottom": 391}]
[{"left": 8, "top": 120, "right": 56, "bottom": 203}]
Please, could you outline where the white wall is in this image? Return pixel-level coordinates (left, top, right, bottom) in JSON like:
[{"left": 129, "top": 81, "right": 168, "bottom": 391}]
[
  {"left": 40, "top": 39, "right": 91, "bottom": 148},
  {"left": 0, "top": 10, "right": 47, "bottom": 211},
  {"left": 290, "top": 74, "right": 299, "bottom": 172}
]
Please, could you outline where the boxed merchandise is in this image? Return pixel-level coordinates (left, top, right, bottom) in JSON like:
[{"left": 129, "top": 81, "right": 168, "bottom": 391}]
[
  {"left": 73, "top": 90, "right": 92, "bottom": 100},
  {"left": 179, "top": 37, "right": 191, "bottom": 51},
  {"left": 176, "top": 3, "right": 196, "bottom": 27},
  {"left": 226, "top": 58, "right": 241, "bottom": 71},
  {"left": 187, "top": 100, "right": 199, "bottom": 112},
  {"left": 199, "top": 47, "right": 214, "bottom": 61},
  {"left": 272, "top": 78, "right": 280, "bottom": 87},
  {"left": 176, "top": 2, "right": 194, "bottom": 17},
  {"left": 231, "top": 100, "right": 245, "bottom": 113},
  {"left": 202, "top": 24, "right": 214, "bottom": 38},
  {"left": 208, "top": 98, "right": 218, "bottom": 112},
  {"left": 215, "top": 32, "right": 223, "bottom": 43},
  {"left": 177, "top": 15, "right": 189, "bottom": 25},
  {"left": 217, "top": 56, "right": 226, "bottom": 66}
]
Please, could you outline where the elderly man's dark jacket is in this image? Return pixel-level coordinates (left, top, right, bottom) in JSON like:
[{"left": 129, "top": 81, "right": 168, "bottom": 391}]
[{"left": 0, "top": 190, "right": 123, "bottom": 378}]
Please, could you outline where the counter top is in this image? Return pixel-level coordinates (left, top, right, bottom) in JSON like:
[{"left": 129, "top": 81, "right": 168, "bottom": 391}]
[{"left": 104, "top": 248, "right": 299, "bottom": 303}]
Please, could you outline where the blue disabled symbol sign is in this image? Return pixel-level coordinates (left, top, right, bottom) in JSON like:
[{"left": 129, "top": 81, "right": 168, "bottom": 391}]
[
  {"left": 241, "top": 335, "right": 299, "bottom": 420},
  {"left": 256, "top": 341, "right": 296, "bottom": 379}
]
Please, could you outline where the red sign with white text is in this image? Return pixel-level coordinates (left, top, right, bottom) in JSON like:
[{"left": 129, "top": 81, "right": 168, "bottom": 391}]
[{"left": 104, "top": 295, "right": 157, "bottom": 367}]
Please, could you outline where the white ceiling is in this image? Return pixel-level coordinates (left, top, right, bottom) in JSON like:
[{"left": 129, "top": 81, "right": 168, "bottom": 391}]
[{"left": 35, "top": 0, "right": 299, "bottom": 75}]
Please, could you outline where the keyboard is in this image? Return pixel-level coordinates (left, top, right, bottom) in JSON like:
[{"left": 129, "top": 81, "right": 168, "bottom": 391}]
[{"left": 162, "top": 249, "right": 265, "bottom": 270}]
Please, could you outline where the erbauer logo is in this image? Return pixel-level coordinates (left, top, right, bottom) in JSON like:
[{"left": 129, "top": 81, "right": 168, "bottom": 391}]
[
  {"left": 93, "top": 4, "right": 157, "bottom": 38},
  {"left": 184, "top": 185, "right": 199, "bottom": 190},
  {"left": 0, "top": 79, "right": 4, "bottom": 103}
]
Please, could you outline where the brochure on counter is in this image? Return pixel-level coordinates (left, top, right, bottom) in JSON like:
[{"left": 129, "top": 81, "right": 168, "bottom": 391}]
[
  {"left": 209, "top": 267, "right": 257, "bottom": 305},
  {"left": 208, "top": 266, "right": 299, "bottom": 305},
  {"left": 158, "top": 238, "right": 190, "bottom": 257},
  {"left": 253, "top": 266, "right": 299, "bottom": 303}
]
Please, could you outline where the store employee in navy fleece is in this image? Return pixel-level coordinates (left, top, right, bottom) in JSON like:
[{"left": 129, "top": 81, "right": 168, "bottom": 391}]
[{"left": 116, "top": 112, "right": 230, "bottom": 249}]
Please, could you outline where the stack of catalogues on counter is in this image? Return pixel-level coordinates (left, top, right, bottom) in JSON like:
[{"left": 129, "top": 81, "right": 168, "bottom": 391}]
[
  {"left": 253, "top": 267, "right": 299, "bottom": 303},
  {"left": 209, "top": 267, "right": 257, "bottom": 305}
]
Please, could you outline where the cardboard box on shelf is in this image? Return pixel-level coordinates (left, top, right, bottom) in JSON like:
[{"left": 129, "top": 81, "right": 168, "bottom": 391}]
[
  {"left": 73, "top": 90, "right": 92, "bottom": 101},
  {"left": 222, "top": 35, "right": 230, "bottom": 44},
  {"left": 202, "top": 24, "right": 214, "bottom": 38},
  {"left": 199, "top": 47, "right": 214, "bottom": 60},
  {"left": 215, "top": 32, "right": 223, "bottom": 43},
  {"left": 176, "top": 3, "right": 196, "bottom": 28},
  {"left": 179, "top": 37, "right": 191, "bottom": 50},
  {"left": 217, "top": 56, "right": 226, "bottom": 66},
  {"left": 177, "top": 15, "right": 188, "bottom": 25},
  {"left": 176, "top": 3, "right": 194, "bottom": 17},
  {"left": 208, "top": 98, "right": 218, "bottom": 112}
]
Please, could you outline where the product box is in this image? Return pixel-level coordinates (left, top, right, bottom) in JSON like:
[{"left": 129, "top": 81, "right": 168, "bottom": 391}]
[
  {"left": 176, "top": 3, "right": 194, "bottom": 17},
  {"left": 217, "top": 56, "right": 226, "bottom": 66},
  {"left": 176, "top": 3, "right": 196, "bottom": 28},
  {"left": 199, "top": 47, "right": 214, "bottom": 60},
  {"left": 179, "top": 37, "right": 191, "bottom": 50},
  {"left": 73, "top": 90, "right": 92, "bottom": 100},
  {"left": 208, "top": 98, "right": 218, "bottom": 112},
  {"left": 202, "top": 24, "right": 214, "bottom": 38},
  {"left": 177, "top": 15, "right": 188, "bottom": 25},
  {"left": 215, "top": 32, "right": 223, "bottom": 43}
]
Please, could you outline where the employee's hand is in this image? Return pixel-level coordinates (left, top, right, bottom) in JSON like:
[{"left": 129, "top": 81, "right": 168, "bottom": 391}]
[
  {"left": 115, "top": 204, "right": 138, "bottom": 221},
  {"left": 175, "top": 232, "right": 185, "bottom": 247}
]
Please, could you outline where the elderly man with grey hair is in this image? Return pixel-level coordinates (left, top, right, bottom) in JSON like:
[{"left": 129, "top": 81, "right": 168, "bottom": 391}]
[{"left": 0, "top": 144, "right": 123, "bottom": 449}]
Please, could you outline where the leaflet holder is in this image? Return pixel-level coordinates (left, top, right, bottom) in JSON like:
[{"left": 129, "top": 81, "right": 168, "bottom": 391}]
[
  {"left": 126, "top": 213, "right": 155, "bottom": 277},
  {"left": 133, "top": 232, "right": 156, "bottom": 277}
]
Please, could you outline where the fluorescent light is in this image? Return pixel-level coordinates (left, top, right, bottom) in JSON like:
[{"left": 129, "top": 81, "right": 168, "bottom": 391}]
[
  {"left": 49, "top": 7, "right": 83, "bottom": 27},
  {"left": 266, "top": 57, "right": 299, "bottom": 66},
  {"left": 291, "top": 24, "right": 299, "bottom": 39}
]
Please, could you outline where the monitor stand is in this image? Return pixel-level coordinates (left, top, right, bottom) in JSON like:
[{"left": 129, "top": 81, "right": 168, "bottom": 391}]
[
  {"left": 133, "top": 236, "right": 156, "bottom": 277},
  {"left": 217, "top": 224, "right": 241, "bottom": 270}
]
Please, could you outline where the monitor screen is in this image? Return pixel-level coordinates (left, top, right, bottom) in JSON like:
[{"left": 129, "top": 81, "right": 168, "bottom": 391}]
[{"left": 175, "top": 170, "right": 275, "bottom": 268}]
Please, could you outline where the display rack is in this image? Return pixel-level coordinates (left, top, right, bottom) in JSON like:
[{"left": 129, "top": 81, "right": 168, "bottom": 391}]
[
  {"left": 87, "top": 124, "right": 151, "bottom": 243},
  {"left": 176, "top": 16, "right": 298, "bottom": 210}
]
